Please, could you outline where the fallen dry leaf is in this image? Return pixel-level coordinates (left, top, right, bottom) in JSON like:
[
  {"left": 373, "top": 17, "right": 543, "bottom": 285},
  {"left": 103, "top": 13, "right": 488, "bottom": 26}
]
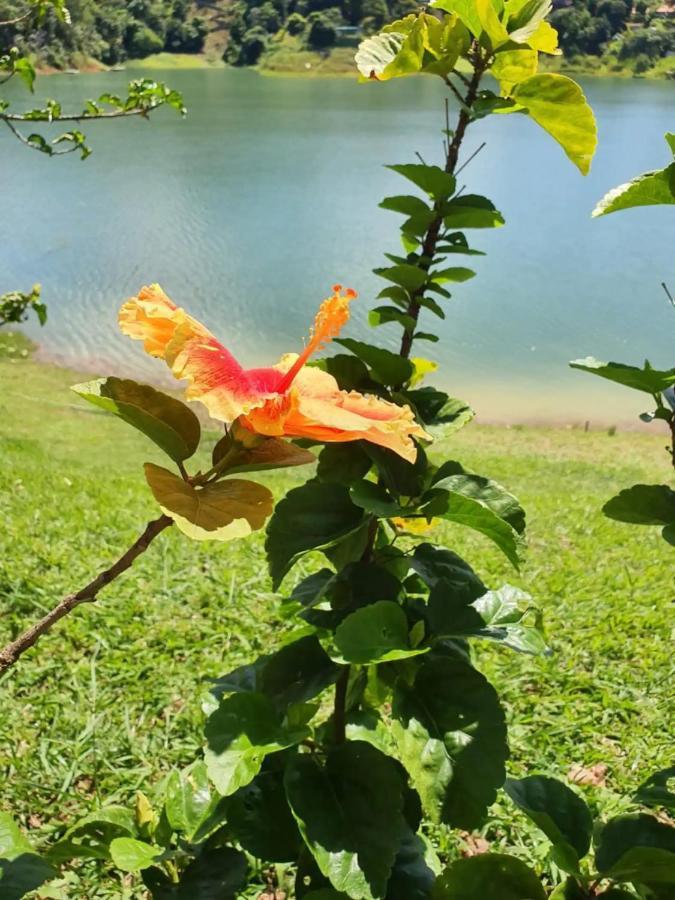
[
  {"left": 568, "top": 762, "right": 608, "bottom": 787},
  {"left": 459, "top": 831, "right": 490, "bottom": 856}
]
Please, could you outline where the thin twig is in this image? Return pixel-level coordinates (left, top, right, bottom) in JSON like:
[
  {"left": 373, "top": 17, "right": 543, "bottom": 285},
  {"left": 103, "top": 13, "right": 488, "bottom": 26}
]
[
  {"left": 2, "top": 118, "right": 78, "bottom": 154},
  {"left": 662, "top": 281, "right": 674, "bottom": 308},
  {"left": 333, "top": 666, "right": 350, "bottom": 744},
  {"left": 443, "top": 74, "right": 465, "bottom": 108},
  {"left": 0, "top": 515, "right": 173, "bottom": 675},
  {"left": 414, "top": 150, "right": 427, "bottom": 166},
  {"left": 4, "top": 107, "right": 152, "bottom": 123},
  {"left": 452, "top": 68, "right": 472, "bottom": 88},
  {"left": 456, "top": 140, "right": 487, "bottom": 175},
  {"left": 0, "top": 9, "right": 32, "bottom": 26}
]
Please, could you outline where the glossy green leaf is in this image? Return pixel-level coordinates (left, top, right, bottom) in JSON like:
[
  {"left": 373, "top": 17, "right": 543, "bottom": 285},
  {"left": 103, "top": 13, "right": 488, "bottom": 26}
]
[
  {"left": 109, "top": 837, "right": 161, "bottom": 872},
  {"left": 145, "top": 463, "right": 273, "bottom": 541},
  {"left": 593, "top": 133, "right": 675, "bottom": 216},
  {"left": 570, "top": 357, "right": 675, "bottom": 394},
  {"left": 430, "top": 266, "right": 475, "bottom": 284},
  {"left": 210, "top": 635, "right": 339, "bottom": 711},
  {"left": 369, "top": 306, "right": 417, "bottom": 332},
  {"left": 424, "top": 488, "right": 523, "bottom": 568},
  {"left": 285, "top": 741, "right": 406, "bottom": 900},
  {"left": 350, "top": 480, "right": 405, "bottom": 517},
  {"left": 432, "top": 466, "right": 526, "bottom": 534},
  {"left": 266, "top": 481, "right": 366, "bottom": 588},
  {"left": 46, "top": 807, "right": 136, "bottom": 862},
  {"left": 72, "top": 377, "right": 200, "bottom": 462},
  {"left": 143, "top": 846, "right": 248, "bottom": 899},
  {"left": 164, "top": 760, "right": 227, "bottom": 843},
  {"left": 512, "top": 74, "right": 597, "bottom": 175},
  {"left": 634, "top": 766, "right": 675, "bottom": 813},
  {"left": 432, "top": 854, "right": 546, "bottom": 899},
  {"left": 405, "top": 389, "right": 475, "bottom": 433},
  {"left": 227, "top": 767, "right": 302, "bottom": 861},
  {"left": 504, "top": 776, "right": 592, "bottom": 866},
  {"left": 392, "top": 654, "right": 508, "bottom": 829},
  {"left": 595, "top": 814, "right": 675, "bottom": 883},
  {"left": 335, "top": 338, "right": 415, "bottom": 385},
  {"left": 334, "top": 600, "right": 428, "bottom": 663},
  {"left": 204, "top": 692, "right": 309, "bottom": 796},
  {"left": 0, "top": 812, "right": 56, "bottom": 900},
  {"left": 388, "top": 164, "right": 457, "bottom": 200},
  {"left": 374, "top": 264, "right": 428, "bottom": 292},
  {"left": 411, "top": 542, "right": 486, "bottom": 596},
  {"left": 443, "top": 194, "right": 505, "bottom": 229},
  {"left": 428, "top": 583, "right": 548, "bottom": 655},
  {"left": 549, "top": 877, "right": 588, "bottom": 899}
]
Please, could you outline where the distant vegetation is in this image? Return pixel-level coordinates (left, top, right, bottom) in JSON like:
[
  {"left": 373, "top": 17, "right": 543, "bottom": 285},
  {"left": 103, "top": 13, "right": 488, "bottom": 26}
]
[{"left": 0, "top": 0, "right": 673, "bottom": 74}]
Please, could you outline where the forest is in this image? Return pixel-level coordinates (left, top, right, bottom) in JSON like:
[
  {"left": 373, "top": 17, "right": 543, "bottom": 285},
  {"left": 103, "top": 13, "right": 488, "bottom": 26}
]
[{"left": 1, "top": 0, "right": 674, "bottom": 72}]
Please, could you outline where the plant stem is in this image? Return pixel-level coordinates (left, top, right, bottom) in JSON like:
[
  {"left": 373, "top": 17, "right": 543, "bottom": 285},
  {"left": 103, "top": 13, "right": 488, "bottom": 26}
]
[
  {"left": 399, "top": 50, "right": 487, "bottom": 361},
  {"left": 0, "top": 515, "right": 172, "bottom": 675},
  {"left": 333, "top": 665, "right": 350, "bottom": 743}
]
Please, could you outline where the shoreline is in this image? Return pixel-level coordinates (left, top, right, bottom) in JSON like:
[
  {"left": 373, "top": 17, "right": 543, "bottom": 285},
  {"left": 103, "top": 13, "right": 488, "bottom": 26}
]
[{"left": 34, "top": 50, "right": 675, "bottom": 81}]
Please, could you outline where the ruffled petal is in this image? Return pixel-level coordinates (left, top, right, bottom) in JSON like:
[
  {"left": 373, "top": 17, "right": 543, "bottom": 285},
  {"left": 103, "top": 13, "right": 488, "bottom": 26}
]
[
  {"left": 118, "top": 284, "right": 197, "bottom": 358},
  {"left": 243, "top": 359, "right": 428, "bottom": 461}
]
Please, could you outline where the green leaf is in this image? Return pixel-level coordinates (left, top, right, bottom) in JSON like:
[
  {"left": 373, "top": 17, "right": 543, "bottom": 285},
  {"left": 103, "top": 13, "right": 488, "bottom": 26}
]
[
  {"left": 0, "top": 812, "right": 56, "bottom": 900},
  {"left": 386, "top": 830, "right": 441, "bottom": 900},
  {"left": 204, "top": 692, "right": 309, "bottom": 796},
  {"left": 569, "top": 357, "right": 675, "bottom": 394},
  {"left": 504, "top": 776, "right": 592, "bottom": 868},
  {"left": 603, "top": 485, "right": 675, "bottom": 546},
  {"left": 145, "top": 464, "right": 273, "bottom": 541},
  {"left": 46, "top": 807, "right": 136, "bottom": 862},
  {"left": 512, "top": 74, "right": 597, "bottom": 175},
  {"left": 210, "top": 635, "right": 339, "bottom": 711},
  {"left": 285, "top": 741, "right": 406, "bottom": 900},
  {"left": 355, "top": 30, "right": 409, "bottom": 80},
  {"left": 109, "top": 837, "right": 161, "bottom": 872},
  {"left": 411, "top": 543, "right": 486, "bottom": 596},
  {"left": 380, "top": 194, "right": 434, "bottom": 219},
  {"left": 491, "top": 48, "right": 538, "bottom": 88},
  {"left": 593, "top": 163, "right": 675, "bottom": 217},
  {"left": 443, "top": 195, "right": 505, "bottom": 229},
  {"left": 335, "top": 338, "right": 415, "bottom": 386},
  {"left": 428, "top": 583, "right": 548, "bottom": 655},
  {"left": 333, "top": 600, "right": 428, "bottom": 664},
  {"left": 72, "top": 377, "right": 200, "bottom": 462},
  {"left": 164, "top": 761, "right": 227, "bottom": 844},
  {"left": 404, "top": 389, "right": 475, "bottom": 433},
  {"left": 369, "top": 306, "right": 417, "bottom": 332},
  {"left": 634, "top": 766, "right": 675, "bottom": 813},
  {"left": 266, "top": 481, "right": 366, "bottom": 588},
  {"left": 549, "top": 878, "right": 589, "bottom": 899},
  {"left": 595, "top": 814, "right": 675, "bottom": 883},
  {"left": 424, "top": 488, "right": 523, "bottom": 568},
  {"left": 350, "top": 481, "right": 405, "bottom": 517},
  {"left": 227, "top": 766, "right": 302, "bottom": 861},
  {"left": 317, "top": 444, "right": 372, "bottom": 486},
  {"left": 432, "top": 854, "right": 546, "bottom": 899},
  {"left": 392, "top": 654, "right": 508, "bottom": 829},
  {"left": 432, "top": 466, "right": 526, "bottom": 534},
  {"left": 13, "top": 56, "right": 36, "bottom": 92},
  {"left": 388, "top": 164, "right": 457, "bottom": 200},
  {"left": 374, "top": 264, "right": 428, "bottom": 292},
  {"left": 430, "top": 266, "right": 475, "bottom": 284},
  {"left": 144, "top": 847, "right": 247, "bottom": 899}
]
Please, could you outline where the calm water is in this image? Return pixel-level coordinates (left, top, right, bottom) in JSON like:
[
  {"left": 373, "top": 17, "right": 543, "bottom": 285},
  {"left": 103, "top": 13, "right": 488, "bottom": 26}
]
[{"left": 2, "top": 68, "right": 674, "bottom": 423}]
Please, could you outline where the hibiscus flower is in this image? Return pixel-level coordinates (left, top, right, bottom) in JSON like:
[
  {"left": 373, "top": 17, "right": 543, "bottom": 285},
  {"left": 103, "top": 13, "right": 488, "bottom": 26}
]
[{"left": 119, "top": 284, "right": 428, "bottom": 462}]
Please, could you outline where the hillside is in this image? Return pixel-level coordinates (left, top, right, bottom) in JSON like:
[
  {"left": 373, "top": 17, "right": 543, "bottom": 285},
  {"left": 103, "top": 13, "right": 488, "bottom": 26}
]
[{"left": 0, "top": 0, "right": 673, "bottom": 75}]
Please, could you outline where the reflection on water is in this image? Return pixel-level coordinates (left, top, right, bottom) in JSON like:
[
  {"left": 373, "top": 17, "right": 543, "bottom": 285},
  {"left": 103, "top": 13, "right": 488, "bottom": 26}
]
[{"left": 1, "top": 68, "right": 674, "bottom": 423}]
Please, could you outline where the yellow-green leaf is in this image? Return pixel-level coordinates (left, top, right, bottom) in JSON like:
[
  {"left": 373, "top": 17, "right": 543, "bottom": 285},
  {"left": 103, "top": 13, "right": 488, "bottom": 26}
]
[
  {"left": 144, "top": 463, "right": 273, "bottom": 541},
  {"left": 526, "top": 20, "right": 560, "bottom": 53},
  {"left": 491, "top": 48, "right": 538, "bottom": 91},
  {"left": 512, "top": 73, "right": 597, "bottom": 174},
  {"left": 475, "top": 0, "right": 511, "bottom": 49}
]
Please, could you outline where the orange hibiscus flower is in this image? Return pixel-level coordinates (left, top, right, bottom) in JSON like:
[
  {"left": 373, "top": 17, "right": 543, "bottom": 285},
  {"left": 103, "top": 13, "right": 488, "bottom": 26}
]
[{"left": 119, "top": 284, "right": 428, "bottom": 462}]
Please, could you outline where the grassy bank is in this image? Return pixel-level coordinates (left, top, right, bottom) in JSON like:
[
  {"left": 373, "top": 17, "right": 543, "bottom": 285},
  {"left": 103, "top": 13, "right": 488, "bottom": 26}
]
[{"left": 1, "top": 351, "right": 673, "bottom": 895}]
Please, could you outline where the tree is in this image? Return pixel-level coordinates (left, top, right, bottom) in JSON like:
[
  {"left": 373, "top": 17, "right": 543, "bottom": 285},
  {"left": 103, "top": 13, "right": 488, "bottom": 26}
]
[{"left": 305, "top": 9, "right": 336, "bottom": 48}]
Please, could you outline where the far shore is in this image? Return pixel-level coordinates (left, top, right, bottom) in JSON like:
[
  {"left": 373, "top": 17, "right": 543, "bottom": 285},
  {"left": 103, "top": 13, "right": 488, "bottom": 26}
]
[{"left": 35, "top": 49, "right": 675, "bottom": 81}]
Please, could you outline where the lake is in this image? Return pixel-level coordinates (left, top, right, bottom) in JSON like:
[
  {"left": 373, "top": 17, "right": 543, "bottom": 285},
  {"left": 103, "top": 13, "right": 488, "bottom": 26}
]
[{"left": 2, "top": 67, "right": 674, "bottom": 424}]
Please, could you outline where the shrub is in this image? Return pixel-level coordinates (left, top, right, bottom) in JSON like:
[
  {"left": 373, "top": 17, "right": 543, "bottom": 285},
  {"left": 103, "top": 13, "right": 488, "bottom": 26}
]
[
  {"left": 286, "top": 11, "right": 307, "bottom": 34},
  {"left": 126, "top": 23, "right": 164, "bottom": 58},
  {"left": 305, "top": 10, "right": 337, "bottom": 48}
]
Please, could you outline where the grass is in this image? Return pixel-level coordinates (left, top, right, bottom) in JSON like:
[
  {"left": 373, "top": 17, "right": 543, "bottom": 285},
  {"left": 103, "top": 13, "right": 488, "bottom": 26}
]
[
  {"left": 1, "top": 352, "right": 673, "bottom": 896},
  {"left": 126, "top": 52, "right": 225, "bottom": 70}
]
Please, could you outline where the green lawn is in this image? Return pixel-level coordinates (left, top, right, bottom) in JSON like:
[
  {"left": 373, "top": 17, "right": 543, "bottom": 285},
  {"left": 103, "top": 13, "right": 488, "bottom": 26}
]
[{"left": 1, "top": 353, "right": 673, "bottom": 896}]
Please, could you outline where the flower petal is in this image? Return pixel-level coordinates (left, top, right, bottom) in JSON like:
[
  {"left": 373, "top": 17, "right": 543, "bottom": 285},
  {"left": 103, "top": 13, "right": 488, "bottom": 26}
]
[{"left": 244, "top": 362, "right": 429, "bottom": 462}]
